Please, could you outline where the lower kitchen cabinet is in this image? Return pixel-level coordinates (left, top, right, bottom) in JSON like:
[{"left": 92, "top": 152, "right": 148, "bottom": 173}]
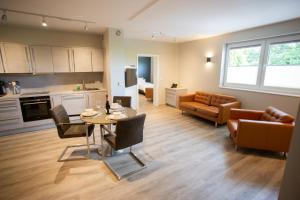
[
  {"left": 86, "top": 90, "right": 106, "bottom": 109},
  {"left": 0, "top": 99, "right": 23, "bottom": 132},
  {"left": 61, "top": 94, "right": 86, "bottom": 115},
  {"left": 0, "top": 90, "right": 107, "bottom": 135}
]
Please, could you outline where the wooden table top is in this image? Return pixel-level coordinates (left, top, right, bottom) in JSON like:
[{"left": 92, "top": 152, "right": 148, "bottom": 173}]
[{"left": 80, "top": 107, "right": 137, "bottom": 125}]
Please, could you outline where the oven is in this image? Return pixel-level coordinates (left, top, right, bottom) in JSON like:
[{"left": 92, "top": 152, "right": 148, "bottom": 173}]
[{"left": 20, "top": 96, "right": 52, "bottom": 122}]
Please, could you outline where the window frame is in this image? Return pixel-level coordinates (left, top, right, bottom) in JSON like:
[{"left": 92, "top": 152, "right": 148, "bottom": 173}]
[{"left": 221, "top": 34, "right": 300, "bottom": 96}]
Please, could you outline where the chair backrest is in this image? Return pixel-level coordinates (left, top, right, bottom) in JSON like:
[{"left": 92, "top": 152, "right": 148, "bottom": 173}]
[
  {"left": 261, "top": 106, "right": 295, "bottom": 123},
  {"left": 113, "top": 96, "right": 131, "bottom": 108},
  {"left": 50, "top": 105, "right": 70, "bottom": 138},
  {"left": 115, "top": 113, "right": 146, "bottom": 150}
]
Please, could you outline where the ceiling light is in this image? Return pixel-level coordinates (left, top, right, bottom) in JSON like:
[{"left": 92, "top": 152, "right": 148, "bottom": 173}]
[
  {"left": 41, "top": 16, "right": 47, "bottom": 27},
  {"left": 84, "top": 22, "right": 88, "bottom": 31},
  {"left": 1, "top": 10, "right": 7, "bottom": 23}
]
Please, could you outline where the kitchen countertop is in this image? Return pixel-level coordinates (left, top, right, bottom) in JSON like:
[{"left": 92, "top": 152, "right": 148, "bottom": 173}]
[{"left": 0, "top": 88, "right": 107, "bottom": 100}]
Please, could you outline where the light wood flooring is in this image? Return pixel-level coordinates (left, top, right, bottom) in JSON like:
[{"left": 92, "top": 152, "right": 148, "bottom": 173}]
[{"left": 0, "top": 97, "right": 285, "bottom": 200}]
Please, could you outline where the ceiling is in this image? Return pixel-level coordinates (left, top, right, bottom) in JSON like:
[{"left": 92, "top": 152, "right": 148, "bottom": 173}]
[{"left": 1, "top": 0, "right": 300, "bottom": 42}]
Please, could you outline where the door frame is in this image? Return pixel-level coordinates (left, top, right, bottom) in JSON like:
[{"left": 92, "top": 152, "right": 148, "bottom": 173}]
[{"left": 136, "top": 54, "right": 160, "bottom": 108}]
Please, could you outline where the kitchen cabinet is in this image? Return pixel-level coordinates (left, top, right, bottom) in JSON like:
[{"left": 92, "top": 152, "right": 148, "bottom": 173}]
[
  {"left": 52, "top": 47, "right": 72, "bottom": 72},
  {"left": 0, "top": 48, "right": 4, "bottom": 73},
  {"left": 72, "top": 48, "right": 92, "bottom": 72},
  {"left": 61, "top": 94, "right": 86, "bottom": 115},
  {"left": 0, "top": 42, "right": 31, "bottom": 73},
  {"left": 0, "top": 99, "right": 23, "bottom": 132},
  {"left": 30, "top": 46, "right": 54, "bottom": 73},
  {"left": 50, "top": 95, "right": 62, "bottom": 108},
  {"left": 86, "top": 91, "right": 106, "bottom": 109},
  {"left": 92, "top": 48, "right": 104, "bottom": 72}
]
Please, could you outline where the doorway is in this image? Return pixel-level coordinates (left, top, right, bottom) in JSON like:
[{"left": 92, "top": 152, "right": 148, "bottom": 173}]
[{"left": 136, "top": 54, "right": 159, "bottom": 110}]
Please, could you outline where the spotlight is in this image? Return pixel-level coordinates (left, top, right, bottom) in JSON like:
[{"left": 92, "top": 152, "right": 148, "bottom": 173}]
[
  {"left": 84, "top": 22, "right": 88, "bottom": 31},
  {"left": 1, "top": 10, "right": 7, "bottom": 23},
  {"left": 41, "top": 16, "right": 47, "bottom": 27}
]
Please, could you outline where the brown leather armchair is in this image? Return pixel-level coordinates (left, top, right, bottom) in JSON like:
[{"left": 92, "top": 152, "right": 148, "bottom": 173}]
[{"left": 227, "top": 107, "right": 295, "bottom": 155}]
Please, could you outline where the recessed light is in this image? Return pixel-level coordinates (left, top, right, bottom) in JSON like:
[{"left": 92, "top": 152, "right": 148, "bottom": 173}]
[{"left": 41, "top": 17, "right": 47, "bottom": 27}]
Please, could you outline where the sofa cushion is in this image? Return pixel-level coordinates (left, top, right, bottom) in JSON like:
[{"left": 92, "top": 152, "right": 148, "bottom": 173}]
[
  {"left": 196, "top": 104, "right": 219, "bottom": 117},
  {"left": 211, "top": 94, "right": 236, "bottom": 107},
  {"left": 261, "top": 106, "right": 294, "bottom": 123},
  {"left": 194, "top": 92, "right": 211, "bottom": 105},
  {"left": 227, "top": 120, "right": 238, "bottom": 137},
  {"left": 180, "top": 102, "right": 202, "bottom": 111}
]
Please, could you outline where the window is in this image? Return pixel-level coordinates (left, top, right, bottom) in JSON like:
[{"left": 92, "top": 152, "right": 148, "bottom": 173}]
[{"left": 221, "top": 34, "right": 300, "bottom": 95}]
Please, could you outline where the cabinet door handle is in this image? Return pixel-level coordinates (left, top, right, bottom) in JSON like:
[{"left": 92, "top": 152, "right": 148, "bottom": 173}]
[
  {"left": 67, "top": 49, "right": 71, "bottom": 72},
  {"left": 30, "top": 47, "right": 36, "bottom": 74}
]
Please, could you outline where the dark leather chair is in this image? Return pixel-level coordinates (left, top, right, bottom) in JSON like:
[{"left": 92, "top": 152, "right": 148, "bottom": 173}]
[
  {"left": 101, "top": 113, "right": 146, "bottom": 180},
  {"left": 50, "top": 105, "right": 95, "bottom": 161},
  {"left": 113, "top": 96, "right": 132, "bottom": 108}
]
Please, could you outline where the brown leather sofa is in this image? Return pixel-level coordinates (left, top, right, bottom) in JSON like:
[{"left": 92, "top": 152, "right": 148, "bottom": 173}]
[
  {"left": 227, "top": 107, "right": 295, "bottom": 155},
  {"left": 179, "top": 91, "right": 241, "bottom": 127}
]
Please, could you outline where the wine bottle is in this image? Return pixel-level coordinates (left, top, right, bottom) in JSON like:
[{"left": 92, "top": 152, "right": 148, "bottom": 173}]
[{"left": 105, "top": 94, "right": 110, "bottom": 114}]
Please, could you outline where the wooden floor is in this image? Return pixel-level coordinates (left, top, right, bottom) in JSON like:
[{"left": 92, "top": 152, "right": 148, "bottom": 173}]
[{"left": 0, "top": 96, "right": 285, "bottom": 200}]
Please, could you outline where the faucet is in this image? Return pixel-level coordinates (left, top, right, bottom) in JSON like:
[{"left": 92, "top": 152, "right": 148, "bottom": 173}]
[{"left": 82, "top": 80, "right": 86, "bottom": 90}]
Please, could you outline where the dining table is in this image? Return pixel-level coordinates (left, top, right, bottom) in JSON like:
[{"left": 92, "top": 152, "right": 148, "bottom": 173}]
[{"left": 80, "top": 107, "right": 137, "bottom": 157}]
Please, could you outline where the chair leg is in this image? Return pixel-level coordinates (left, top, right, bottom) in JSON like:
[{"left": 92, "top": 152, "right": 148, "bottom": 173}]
[
  {"left": 92, "top": 130, "right": 96, "bottom": 144},
  {"left": 102, "top": 145, "right": 146, "bottom": 180},
  {"left": 235, "top": 144, "right": 239, "bottom": 151},
  {"left": 86, "top": 124, "right": 90, "bottom": 156},
  {"left": 283, "top": 152, "right": 287, "bottom": 159},
  {"left": 57, "top": 144, "right": 89, "bottom": 162}
]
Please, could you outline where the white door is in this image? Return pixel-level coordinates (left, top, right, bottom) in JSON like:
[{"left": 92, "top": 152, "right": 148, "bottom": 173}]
[
  {"left": 30, "top": 46, "right": 54, "bottom": 73},
  {"left": 92, "top": 49, "right": 104, "bottom": 72},
  {"left": 1, "top": 43, "right": 31, "bottom": 73},
  {"left": 61, "top": 94, "right": 86, "bottom": 115},
  {"left": 73, "top": 48, "right": 92, "bottom": 72},
  {"left": 52, "top": 47, "right": 72, "bottom": 72}
]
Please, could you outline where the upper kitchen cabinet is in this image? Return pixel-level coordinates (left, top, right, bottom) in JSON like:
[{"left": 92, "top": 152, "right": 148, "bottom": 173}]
[
  {"left": 52, "top": 47, "right": 72, "bottom": 73},
  {"left": 30, "top": 46, "right": 54, "bottom": 74},
  {"left": 72, "top": 47, "right": 92, "bottom": 72},
  {"left": 0, "top": 43, "right": 31, "bottom": 73},
  {"left": 92, "top": 48, "right": 104, "bottom": 72}
]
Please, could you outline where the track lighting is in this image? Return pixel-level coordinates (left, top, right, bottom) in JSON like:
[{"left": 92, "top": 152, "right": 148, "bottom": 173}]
[
  {"left": 41, "top": 16, "right": 47, "bottom": 27},
  {"left": 0, "top": 8, "right": 95, "bottom": 30},
  {"left": 1, "top": 10, "right": 7, "bottom": 22}
]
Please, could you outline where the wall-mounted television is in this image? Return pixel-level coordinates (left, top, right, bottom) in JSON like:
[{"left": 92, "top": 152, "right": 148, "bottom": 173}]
[{"left": 125, "top": 68, "right": 137, "bottom": 87}]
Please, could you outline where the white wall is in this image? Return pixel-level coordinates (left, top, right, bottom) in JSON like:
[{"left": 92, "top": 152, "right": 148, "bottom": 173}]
[
  {"left": 279, "top": 102, "right": 300, "bottom": 200},
  {"left": 103, "top": 28, "right": 125, "bottom": 99},
  {"left": 124, "top": 39, "right": 178, "bottom": 105},
  {"left": 178, "top": 18, "right": 300, "bottom": 116}
]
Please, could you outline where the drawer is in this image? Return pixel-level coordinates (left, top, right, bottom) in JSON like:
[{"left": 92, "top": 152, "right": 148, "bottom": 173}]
[
  {"left": 166, "top": 90, "right": 176, "bottom": 95},
  {"left": 0, "top": 118, "right": 22, "bottom": 131},
  {"left": 0, "top": 99, "right": 18, "bottom": 107},
  {"left": 166, "top": 93, "right": 176, "bottom": 99}
]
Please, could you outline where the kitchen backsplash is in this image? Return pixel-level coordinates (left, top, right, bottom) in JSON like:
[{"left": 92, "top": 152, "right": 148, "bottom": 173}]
[{"left": 0, "top": 72, "right": 104, "bottom": 93}]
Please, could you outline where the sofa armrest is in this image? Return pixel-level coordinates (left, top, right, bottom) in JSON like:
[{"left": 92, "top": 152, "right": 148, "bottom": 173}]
[
  {"left": 230, "top": 108, "right": 264, "bottom": 120},
  {"left": 237, "top": 119, "right": 294, "bottom": 152},
  {"left": 179, "top": 94, "right": 195, "bottom": 103},
  {"left": 217, "top": 101, "right": 241, "bottom": 124}
]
